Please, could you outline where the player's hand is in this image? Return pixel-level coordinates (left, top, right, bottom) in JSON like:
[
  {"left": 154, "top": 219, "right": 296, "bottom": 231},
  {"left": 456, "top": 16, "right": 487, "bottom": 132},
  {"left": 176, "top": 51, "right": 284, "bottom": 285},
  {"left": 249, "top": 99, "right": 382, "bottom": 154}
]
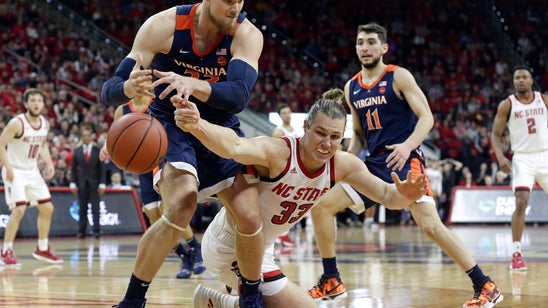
[
  {"left": 385, "top": 143, "right": 412, "bottom": 171},
  {"left": 497, "top": 156, "right": 512, "bottom": 174},
  {"left": 172, "top": 95, "right": 201, "bottom": 132},
  {"left": 391, "top": 171, "right": 426, "bottom": 201},
  {"left": 44, "top": 164, "right": 55, "bottom": 181},
  {"left": 4, "top": 167, "right": 14, "bottom": 182},
  {"left": 124, "top": 52, "right": 154, "bottom": 99},
  {"left": 99, "top": 145, "right": 110, "bottom": 161},
  {"left": 152, "top": 70, "right": 195, "bottom": 101}
]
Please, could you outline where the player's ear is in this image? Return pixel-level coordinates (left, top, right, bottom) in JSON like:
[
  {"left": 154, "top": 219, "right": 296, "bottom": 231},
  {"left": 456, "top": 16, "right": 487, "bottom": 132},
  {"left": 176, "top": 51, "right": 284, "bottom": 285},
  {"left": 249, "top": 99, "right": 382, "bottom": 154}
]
[{"left": 303, "top": 119, "right": 309, "bottom": 133}]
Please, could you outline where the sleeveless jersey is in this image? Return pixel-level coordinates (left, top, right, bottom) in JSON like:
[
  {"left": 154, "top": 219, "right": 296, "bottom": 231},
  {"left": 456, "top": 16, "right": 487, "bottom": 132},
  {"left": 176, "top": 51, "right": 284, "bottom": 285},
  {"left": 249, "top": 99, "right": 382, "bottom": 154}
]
[
  {"left": 150, "top": 4, "right": 245, "bottom": 125},
  {"left": 347, "top": 65, "right": 417, "bottom": 156},
  {"left": 7, "top": 114, "right": 48, "bottom": 170},
  {"left": 122, "top": 99, "right": 152, "bottom": 115},
  {"left": 507, "top": 91, "right": 548, "bottom": 153},
  {"left": 258, "top": 137, "right": 335, "bottom": 245},
  {"left": 276, "top": 126, "right": 300, "bottom": 138}
]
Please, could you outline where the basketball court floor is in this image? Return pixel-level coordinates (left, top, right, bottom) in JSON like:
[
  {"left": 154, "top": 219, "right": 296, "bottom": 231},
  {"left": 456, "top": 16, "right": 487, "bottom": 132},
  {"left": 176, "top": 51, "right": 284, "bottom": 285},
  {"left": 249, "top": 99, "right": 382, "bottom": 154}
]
[{"left": 1, "top": 223, "right": 547, "bottom": 307}]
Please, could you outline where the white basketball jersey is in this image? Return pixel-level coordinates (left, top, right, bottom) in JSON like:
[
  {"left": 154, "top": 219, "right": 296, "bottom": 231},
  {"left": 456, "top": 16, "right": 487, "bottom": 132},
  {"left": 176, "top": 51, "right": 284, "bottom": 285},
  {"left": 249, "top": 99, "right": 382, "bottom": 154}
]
[
  {"left": 7, "top": 114, "right": 48, "bottom": 169},
  {"left": 258, "top": 136, "right": 334, "bottom": 245},
  {"left": 277, "top": 125, "right": 300, "bottom": 138},
  {"left": 507, "top": 91, "right": 548, "bottom": 153}
]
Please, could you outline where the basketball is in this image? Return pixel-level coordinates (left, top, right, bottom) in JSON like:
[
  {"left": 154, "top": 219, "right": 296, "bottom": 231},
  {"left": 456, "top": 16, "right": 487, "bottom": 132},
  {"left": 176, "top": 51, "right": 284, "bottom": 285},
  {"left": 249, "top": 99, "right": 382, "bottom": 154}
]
[{"left": 106, "top": 113, "right": 168, "bottom": 174}]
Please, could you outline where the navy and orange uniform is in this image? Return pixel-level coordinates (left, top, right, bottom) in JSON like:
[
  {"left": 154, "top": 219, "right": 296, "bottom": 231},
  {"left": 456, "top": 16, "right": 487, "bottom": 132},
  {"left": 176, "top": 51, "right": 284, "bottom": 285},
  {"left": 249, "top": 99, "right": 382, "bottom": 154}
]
[
  {"left": 148, "top": 4, "right": 248, "bottom": 199},
  {"left": 150, "top": 4, "right": 244, "bottom": 125},
  {"left": 347, "top": 65, "right": 434, "bottom": 206},
  {"left": 121, "top": 99, "right": 152, "bottom": 116}
]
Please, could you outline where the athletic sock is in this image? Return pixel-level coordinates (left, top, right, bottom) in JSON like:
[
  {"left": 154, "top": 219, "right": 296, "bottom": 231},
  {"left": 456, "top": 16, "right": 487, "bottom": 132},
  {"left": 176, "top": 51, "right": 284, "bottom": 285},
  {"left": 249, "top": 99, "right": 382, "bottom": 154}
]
[
  {"left": 466, "top": 264, "right": 489, "bottom": 287},
  {"left": 124, "top": 273, "right": 150, "bottom": 300},
  {"left": 186, "top": 236, "right": 199, "bottom": 248},
  {"left": 240, "top": 276, "right": 261, "bottom": 297},
  {"left": 322, "top": 257, "right": 339, "bottom": 277},
  {"left": 513, "top": 241, "right": 522, "bottom": 253},
  {"left": 174, "top": 243, "right": 187, "bottom": 259}
]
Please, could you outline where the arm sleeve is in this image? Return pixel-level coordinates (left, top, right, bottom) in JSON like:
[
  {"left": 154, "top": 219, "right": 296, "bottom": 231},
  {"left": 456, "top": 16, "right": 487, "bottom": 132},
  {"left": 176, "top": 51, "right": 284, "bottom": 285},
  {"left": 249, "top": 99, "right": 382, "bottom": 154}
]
[
  {"left": 101, "top": 57, "right": 136, "bottom": 106},
  {"left": 206, "top": 59, "right": 258, "bottom": 114}
]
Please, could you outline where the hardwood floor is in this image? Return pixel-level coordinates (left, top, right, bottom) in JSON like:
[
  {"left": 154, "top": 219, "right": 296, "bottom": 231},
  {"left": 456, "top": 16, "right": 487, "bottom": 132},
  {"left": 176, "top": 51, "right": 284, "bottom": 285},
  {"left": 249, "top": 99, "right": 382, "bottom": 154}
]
[{"left": 1, "top": 223, "right": 547, "bottom": 307}]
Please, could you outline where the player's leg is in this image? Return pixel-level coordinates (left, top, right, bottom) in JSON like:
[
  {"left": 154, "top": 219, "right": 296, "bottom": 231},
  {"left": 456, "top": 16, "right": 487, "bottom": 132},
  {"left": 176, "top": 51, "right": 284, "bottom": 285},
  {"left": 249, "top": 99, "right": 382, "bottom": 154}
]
[
  {"left": 194, "top": 209, "right": 242, "bottom": 308},
  {"left": 27, "top": 175, "right": 62, "bottom": 263},
  {"left": 176, "top": 226, "right": 206, "bottom": 279},
  {"left": 33, "top": 201, "right": 63, "bottom": 263},
  {"left": 308, "top": 183, "right": 356, "bottom": 301},
  {"left": 2, "top": 174, "right": 28, "bottom": 267},
  {"left": 217, "top": 172, "right": 264, "bottom": 307},
  {"left": 116, "top": 162, "right": 199, "bottom": 307},
  {"left": 263, "top": 279, "right": 316, "bottom": 308},
  {"left": 509, "top": 152, "right": 536, "bottom": 271},
  {"left": 406, "top": 158, "right": 502, "bottom": 307},
  {"left": 1, "top": 202, "right": 26, "bottom": 267}
]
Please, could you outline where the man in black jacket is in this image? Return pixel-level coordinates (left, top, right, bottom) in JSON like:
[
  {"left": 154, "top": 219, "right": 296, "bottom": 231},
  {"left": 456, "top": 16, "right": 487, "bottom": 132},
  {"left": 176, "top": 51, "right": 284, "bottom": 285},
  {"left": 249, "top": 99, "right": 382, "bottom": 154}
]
[{"left": 70, "top": 127, "right": 106, "bottom": 239}]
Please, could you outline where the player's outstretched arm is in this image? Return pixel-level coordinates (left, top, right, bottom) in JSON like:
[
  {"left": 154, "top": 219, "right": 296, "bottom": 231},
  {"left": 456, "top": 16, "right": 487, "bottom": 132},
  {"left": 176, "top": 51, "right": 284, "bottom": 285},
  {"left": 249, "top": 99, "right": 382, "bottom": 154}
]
[
  {"left": 172, "top": 95, "right": 277, "bottom": 167},
  {"left": 336, "top": 152, "right": 426, "bottom": 210}
]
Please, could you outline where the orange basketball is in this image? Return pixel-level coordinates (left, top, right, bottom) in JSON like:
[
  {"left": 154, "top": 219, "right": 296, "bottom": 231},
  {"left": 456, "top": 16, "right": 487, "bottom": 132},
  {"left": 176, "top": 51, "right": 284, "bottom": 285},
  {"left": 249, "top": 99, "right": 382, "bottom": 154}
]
[{"left": 106, "top": 113, "right": 168, "bottom": 174}]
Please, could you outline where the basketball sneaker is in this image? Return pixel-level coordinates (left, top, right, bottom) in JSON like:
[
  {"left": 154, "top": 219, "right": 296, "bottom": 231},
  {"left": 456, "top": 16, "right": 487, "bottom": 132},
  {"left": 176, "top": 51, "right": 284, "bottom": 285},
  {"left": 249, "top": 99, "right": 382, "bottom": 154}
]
[
  {"left": 239, "top": 292, "right": 264, "bottom": 308},
  {"left": 308, "top": 274, "right": 347, "bottom": 301},
  {"left": 193, "top": 284, "right": 238, "bottom": 308},
  {"left": 462, "top": 279, "right": 503, "bottom": 308},
  {"left": 0, "top": 249, "right": 21, "bottom": 268},
  {"left": 176, "top": 249, "right": 192, "bottom": 279},
  {"left": 509, "top": 252, "right": 527, "bottom": 271},
  {"left": 32, "top": 246, "right": 63, "bottom": 264},
  {"left": 190, "top": 245, "right": 206, "bottom": 275},
  {"left": 275, "top": 234, "right": 296, "bottom": 247},
  {"left": 112, "top": 298, "right": 146, "bottom": 308}
]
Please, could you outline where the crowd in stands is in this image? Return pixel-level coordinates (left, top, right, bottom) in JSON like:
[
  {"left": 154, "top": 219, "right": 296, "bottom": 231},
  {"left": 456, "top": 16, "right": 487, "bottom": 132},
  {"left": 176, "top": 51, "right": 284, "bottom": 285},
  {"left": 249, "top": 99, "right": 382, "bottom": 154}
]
[{"left": 0, "top": 1, "right": 546, "bottom": 223}]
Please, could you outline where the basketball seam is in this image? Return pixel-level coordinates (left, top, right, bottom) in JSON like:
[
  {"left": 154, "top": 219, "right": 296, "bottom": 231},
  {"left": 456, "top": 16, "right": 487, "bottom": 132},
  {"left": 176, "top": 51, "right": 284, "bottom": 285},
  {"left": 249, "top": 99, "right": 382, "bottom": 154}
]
[
  {"left": 142, "top": 122, "right": 163, "bottom": 173},
  {"left": 125, "top": 117, "right": 154, "bottom": 173}
]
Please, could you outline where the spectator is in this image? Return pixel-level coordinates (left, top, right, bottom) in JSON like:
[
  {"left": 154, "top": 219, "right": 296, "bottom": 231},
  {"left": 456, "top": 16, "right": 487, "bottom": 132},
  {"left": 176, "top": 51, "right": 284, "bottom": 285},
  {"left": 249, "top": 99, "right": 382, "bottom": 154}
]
[{"left": 70, "top": 127, "right": 107, "bottom": 239}]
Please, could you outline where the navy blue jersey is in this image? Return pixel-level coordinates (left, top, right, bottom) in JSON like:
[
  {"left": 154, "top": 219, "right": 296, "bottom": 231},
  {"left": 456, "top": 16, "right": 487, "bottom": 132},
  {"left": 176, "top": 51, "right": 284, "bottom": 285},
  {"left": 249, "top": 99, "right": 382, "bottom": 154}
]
[
  {"left": 347, "top": 65, "right": 417, "bottom": 157},
  {"left": 150, "top": 4, "right": 245, "bottom": 126},
  {"left": 347, "top": 65, "right": 434, "bottom": 207},
  {"left": 146, "top": 4, "right": 248, "bottom": 195}
]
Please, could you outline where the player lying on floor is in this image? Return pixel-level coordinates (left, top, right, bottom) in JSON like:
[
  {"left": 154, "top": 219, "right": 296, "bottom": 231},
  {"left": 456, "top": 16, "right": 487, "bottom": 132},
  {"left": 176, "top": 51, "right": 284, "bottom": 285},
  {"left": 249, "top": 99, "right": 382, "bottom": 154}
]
[{"left": 172, "top": 90, "right": 427, "bottom": 307}]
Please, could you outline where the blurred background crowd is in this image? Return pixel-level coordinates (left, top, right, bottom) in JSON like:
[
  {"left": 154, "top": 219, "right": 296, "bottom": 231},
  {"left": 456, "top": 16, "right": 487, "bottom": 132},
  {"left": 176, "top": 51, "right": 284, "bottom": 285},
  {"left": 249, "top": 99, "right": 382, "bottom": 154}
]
[{"left": 0, "top": 0, "right": 546, "bottom": 225}]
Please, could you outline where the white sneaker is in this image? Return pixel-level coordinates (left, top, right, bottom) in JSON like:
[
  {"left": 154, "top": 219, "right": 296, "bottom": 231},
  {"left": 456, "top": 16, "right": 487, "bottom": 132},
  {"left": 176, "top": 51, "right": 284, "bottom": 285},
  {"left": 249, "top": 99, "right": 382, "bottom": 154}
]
[{"left": 193, "top": 284, "right": 238, "bottom": 308}]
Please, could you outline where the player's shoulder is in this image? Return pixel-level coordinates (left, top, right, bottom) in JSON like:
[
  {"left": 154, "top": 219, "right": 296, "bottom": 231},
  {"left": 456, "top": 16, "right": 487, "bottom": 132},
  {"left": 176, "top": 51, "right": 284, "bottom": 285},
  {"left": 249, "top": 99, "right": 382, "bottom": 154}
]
[
  {"left": 141, "top": 6, "right": 177, "bottom": 32},
  {"left": 541, "top": 92, "right": 548, "bottom": 104},
  {"left": 235, "top": 18, "right": 263, "bottom": 40}
]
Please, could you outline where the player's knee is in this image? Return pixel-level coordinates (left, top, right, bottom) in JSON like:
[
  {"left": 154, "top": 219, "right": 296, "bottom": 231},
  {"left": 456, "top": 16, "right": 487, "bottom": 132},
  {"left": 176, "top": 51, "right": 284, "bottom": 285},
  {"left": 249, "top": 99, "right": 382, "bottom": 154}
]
[
  {"left": 10, "top": 205, "right": 27, "bottom": 219},
  {"left": 231, "top": 208, "right": 261, "bottom": 232},
  {"left": 37, "top": 202, "right": 54, "bottom": 215}
]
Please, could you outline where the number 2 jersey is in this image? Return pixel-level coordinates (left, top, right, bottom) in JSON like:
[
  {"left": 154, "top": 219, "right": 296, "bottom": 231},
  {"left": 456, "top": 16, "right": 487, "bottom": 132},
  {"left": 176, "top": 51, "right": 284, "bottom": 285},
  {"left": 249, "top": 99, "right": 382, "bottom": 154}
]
[
  {"left": 6, "top": 114, "right": 48, "bottom": 170},
  {"left": 347, "top": 64, "right": 418, "bottom": 157},
  {"left": 213, "top": 136, "right": 335, "bottom": 245},
  {"left": 506, "top": 91, "right": 548, "bottom": 153}
]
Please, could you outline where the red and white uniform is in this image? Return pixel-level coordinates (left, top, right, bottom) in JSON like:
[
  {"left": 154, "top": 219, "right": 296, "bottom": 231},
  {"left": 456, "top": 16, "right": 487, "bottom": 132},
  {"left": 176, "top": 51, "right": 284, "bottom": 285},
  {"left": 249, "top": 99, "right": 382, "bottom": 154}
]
[
  {"left": 507, "top": 91, "right": 548, "bottom": 191},
  {"left": 2, "top": 114, "right": 51, "bottom": 208},
  {"left": 276, "top": 126, "right": 300, "bottom": 139},
  {"left": 201, "top": 136, "right": 335, "bottom": 295}
]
